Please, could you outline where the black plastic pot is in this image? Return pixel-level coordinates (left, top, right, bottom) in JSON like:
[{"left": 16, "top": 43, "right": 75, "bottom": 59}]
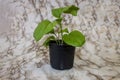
[{"left": 49, "top": 40, "right": 75, "bottom": 70}]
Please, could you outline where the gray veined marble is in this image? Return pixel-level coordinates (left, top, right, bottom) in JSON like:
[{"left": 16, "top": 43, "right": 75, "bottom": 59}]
[{"left": 0, "top": 0, "right": 120, "bottom": 80}]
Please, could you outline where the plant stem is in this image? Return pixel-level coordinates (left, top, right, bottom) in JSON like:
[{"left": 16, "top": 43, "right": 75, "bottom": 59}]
[
  {"left": 60, "top": 23, "right": 63, "bottom": 44},
  {"left": 54, "top": 32, "right": 59, "bottom": 45}
]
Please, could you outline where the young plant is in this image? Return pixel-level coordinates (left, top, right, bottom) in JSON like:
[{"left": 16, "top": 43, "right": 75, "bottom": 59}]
[{"left": 33, "top": 5, "right": 85, "bottom": 47}]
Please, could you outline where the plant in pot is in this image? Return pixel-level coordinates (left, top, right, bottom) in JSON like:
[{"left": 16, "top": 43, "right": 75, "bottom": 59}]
[{"left": 33, "top": 5, "right": 86, "bottom": 70}]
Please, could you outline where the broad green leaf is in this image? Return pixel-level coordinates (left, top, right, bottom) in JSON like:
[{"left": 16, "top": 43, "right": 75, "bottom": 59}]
[
  {"left": 33, "top": 20, "right": 57, "bottom": 41},
  {"left": 43, "top": 36, "right": 55, "bottom": 47},
  {"left": 33, "top": 20, "right": 51, "bottom": 41},
  {"left": 52, "top": 5, "right": 79, "bottom": 18},
  {"left": 63, "top": 30, "right": 85, "bottom": 47},
  {"left": 52, "top": 8, "right": 64, "bottom": 18},
  {"left": 44, "top": 21, "right": 57, "bottom": 34},
  {"left": 63, "top": 5, "right": 79, "bottom": 16}
]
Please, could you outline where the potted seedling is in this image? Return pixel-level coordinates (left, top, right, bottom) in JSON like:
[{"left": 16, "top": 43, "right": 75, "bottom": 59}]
[{"left": 33, "top": 5, "right": 86, "bottom": 70}]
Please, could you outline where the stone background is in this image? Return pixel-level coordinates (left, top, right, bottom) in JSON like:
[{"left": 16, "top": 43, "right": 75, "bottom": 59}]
[{"left": 0, "top": 0, "right": 120, "bottom": 80}]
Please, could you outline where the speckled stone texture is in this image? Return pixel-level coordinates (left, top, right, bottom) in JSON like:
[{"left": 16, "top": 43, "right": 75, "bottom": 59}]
[{"left": 0, "top": 0, "right": 120, "bottom": 80}]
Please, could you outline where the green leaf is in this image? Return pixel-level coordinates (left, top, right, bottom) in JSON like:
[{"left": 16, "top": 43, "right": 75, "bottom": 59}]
[
  {"left": 33, "top": 20, "right": 57, "bottom": 41},
  {"left": 52, "top": 8, "right": 64, "bottom": 18},
  {"left": 63, "top": 30, "right": 85, "bottom": 47},
  {"left": 46, "top": 29, "right": 54, "bottom": 34},
  {"left": 59, "top": 28, "right": 69, "bottom": 33},
  {"left": 52, "top": 5, "right": 79, "bottom": 18},
  {"left": 45, "top": 21, "right": 57, "bottom": 34},
  {"left": 63, "top": 5, "right": 79, "bottom": 16},
  {"left": 55, "top": 18, "right": 63, "bottom": 24},
  {"left": 62, "top": 28, "right": 69, "bottom": 33},
  {"left": 43, "top": 36, "right": 55, "bottom": 47}
]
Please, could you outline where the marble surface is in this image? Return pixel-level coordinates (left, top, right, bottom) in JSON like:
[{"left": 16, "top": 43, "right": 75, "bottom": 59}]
[{"left": 0, "top": 0, "right": 120, "bottom": 80}]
